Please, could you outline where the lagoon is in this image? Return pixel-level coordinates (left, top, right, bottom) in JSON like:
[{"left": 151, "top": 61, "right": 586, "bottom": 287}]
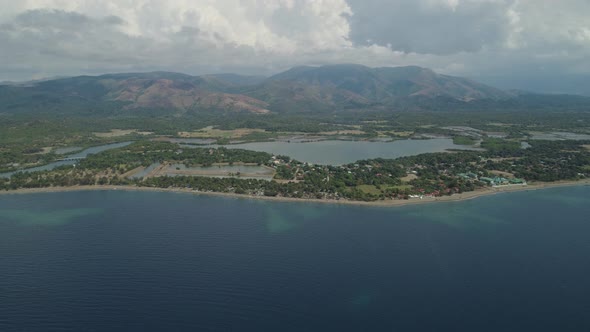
[{"left": 208, "top": 138, "right": 481, "bottom": 165}]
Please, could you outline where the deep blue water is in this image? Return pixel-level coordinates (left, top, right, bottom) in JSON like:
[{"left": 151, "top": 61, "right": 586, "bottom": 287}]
[{"left": 1, "top": 186, "right": 589, "bottom": 331}]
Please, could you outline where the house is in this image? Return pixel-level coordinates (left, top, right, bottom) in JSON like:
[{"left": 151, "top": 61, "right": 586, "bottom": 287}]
[
  {"left": 492, "top": 177, "right": 510, "bottom": 185},
  {"left": 480, "top": 177, "right": 494, "bottom": 184}
]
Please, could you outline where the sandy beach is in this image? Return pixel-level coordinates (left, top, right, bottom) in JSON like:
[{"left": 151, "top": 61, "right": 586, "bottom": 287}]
[{"left": 1, "top": 179, "right": 589, "bottom": 207}]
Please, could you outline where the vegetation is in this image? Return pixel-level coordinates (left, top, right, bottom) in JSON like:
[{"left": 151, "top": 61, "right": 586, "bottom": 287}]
[
  {"left": 2, "top": 78, "right": 589, "bottom": 200},
  {"left": 453, "top": 136, "right": 476, "bottom": 145},
  {"left": 2, "top": 67, "right": 589, "bottom": 202},
  {"left": 3, "top": 137, "right": 588, "bottom": 202},
  {"left": 480, "top": 138, "right": 522, "bottom": 156}
]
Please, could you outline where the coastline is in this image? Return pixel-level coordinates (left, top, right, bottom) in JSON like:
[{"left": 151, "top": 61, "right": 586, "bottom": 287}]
[{"left": 1, "top": 179, "right": 589, "bottom": 207}]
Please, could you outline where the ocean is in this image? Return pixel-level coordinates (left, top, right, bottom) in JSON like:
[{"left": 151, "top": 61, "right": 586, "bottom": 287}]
[{"left": 1, "top": 186, "right": 589, "bottom": 331}]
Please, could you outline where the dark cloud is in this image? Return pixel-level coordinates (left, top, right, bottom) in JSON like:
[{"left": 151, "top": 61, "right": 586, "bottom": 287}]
[
  {"left": 0, "top": 10, "right": 152, "bottom": 80},
  {"left": 0, "top": 8, "right": 264, "bottom": 80},
  {"left": 14, "top": 9, "right": 91, "bottom": 28},
  {"left": 346, "top": 0, "right": 513, "bottom": 55},
  {"left": 103, "top": 15, "right": 125, "bottom": 25}
]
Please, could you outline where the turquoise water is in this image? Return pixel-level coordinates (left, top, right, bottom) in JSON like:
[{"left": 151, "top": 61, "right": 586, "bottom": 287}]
[
  {"left": 1, "top": 186, "right": 589, "bottom": 331},
  {"left": 209, "top": 138, "right": 481, "bottom": 165}
]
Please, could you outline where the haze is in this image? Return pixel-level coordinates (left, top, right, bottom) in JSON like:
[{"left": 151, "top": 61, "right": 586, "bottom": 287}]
[{"left": 1, "top": 0, "right": 589, "bottom": 95}]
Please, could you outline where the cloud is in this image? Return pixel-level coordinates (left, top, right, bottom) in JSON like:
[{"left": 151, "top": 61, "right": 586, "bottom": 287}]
[
  {"left": 0, "top": 1, "right": 357, "bottom": 80},
  {"left": 346, "top": 0, "right": 514, "bottom": 55},
  {"left": 0, "top": 0, "right": 589, "bottom": 94}
]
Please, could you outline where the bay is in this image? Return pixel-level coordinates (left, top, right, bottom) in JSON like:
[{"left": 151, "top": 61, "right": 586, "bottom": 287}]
[{"left": 0, "top": 186, "right": 589, "bottom": 331}]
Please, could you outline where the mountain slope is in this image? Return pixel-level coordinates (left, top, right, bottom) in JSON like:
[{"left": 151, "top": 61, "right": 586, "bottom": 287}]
[
  {"left": 105, "top": 78, "right": 269, "bottom": 113},
  {"left": 268, "top": 64, "right": 511, "bottom": 103},
  {"left": 241, "top": 79, "right": 372, "bottom": 112},
  {"left": 0, "top": 65, "right": 554, "bottom": 116},
  {"left": 5, "top": 73, "right": 270, "bottom": 114}
]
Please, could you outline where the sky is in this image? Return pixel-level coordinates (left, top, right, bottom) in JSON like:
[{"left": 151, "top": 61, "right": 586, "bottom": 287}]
[{"left": 1, "top": 0, "right": 589, "bottom": 94}]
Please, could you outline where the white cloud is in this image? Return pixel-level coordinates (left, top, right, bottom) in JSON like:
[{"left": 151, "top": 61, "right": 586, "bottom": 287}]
[
  {"left": 0, "top": 0, "right": 589, "bottom": 93},
  {"left": 6, "top": 0, "right": 352, "bottom": 52}
]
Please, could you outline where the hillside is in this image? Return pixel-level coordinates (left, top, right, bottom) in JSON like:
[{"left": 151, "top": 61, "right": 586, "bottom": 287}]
[
  {"left": 29, "top": 73, "right": 269, "bottom": 114},
  {"left": 268, "top": 64, "right": 511, "bottom": 102},
  {"left": 2, "top": 64, "right": 586, "bottom": 116}
]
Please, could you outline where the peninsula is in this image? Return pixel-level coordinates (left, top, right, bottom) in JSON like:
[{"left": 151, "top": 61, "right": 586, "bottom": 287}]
[
  {"left": 1, "top": 66, "right": 589, "bottom": 204},
  {"left": 2, "top": 137, "right": 589, "bottom": 205}
]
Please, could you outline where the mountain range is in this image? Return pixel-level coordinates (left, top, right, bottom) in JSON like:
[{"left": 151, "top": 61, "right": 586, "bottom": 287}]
[{"left": 0, "top": 64, "right": 587, "bottom": 115}]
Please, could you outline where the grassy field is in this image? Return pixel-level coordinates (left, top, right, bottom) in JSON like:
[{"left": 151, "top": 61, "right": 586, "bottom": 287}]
[
  {"left": 318, "top": 130, "right": 366, "bottom": 135},
  {"left": 94, "top": 129, "right": 154, "bottom": 138},
  {"left": 400, "top": 174, "right": 418, "bottom": 182},
  {"left": 388, "top": 131, "right": 414, "bottom": 137},
  {"left": 452, "top": 136, "right": 477, "bottom": 145},
  {"left": 357, "top": 185, "right": 382, "bottom": 195},
  {"left": 178, "top": 126, "right": 266, "bottom": 139}
]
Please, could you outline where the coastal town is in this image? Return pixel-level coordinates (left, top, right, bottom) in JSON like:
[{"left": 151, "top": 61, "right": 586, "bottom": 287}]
[{"left": 2, "top": 137, "right": 587, "bottom": 203}]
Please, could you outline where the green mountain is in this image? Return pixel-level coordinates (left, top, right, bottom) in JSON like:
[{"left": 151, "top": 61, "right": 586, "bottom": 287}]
[
  {"left": 268, "top": 64, "right": 511, "bottom": 102},
  {"left": 0, "top": 72, "right": 270, "bottom": 115},
  {"left": 2, "top": 64, "right": 587, "bottom": 116}
]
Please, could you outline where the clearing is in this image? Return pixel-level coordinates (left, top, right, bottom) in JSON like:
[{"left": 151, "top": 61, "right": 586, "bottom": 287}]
[
  {"left": 401, "top": 174, "right": 418, "bottom": 182},
  {"left": 94, "top": 129, "right": 153, "bottom": 138},
  {"left": 178, "top": 127, "right": 265, "bottom": 139}
]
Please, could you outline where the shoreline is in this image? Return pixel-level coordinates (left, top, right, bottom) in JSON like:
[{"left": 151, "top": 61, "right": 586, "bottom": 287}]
[{"left": 1, "top": 179, "right": 589, "bottom": 207}]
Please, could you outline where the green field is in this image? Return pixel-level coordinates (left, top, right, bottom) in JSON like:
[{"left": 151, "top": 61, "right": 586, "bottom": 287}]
[{"left": 453, "top": 136, "right": 476, "bottom": 145}]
